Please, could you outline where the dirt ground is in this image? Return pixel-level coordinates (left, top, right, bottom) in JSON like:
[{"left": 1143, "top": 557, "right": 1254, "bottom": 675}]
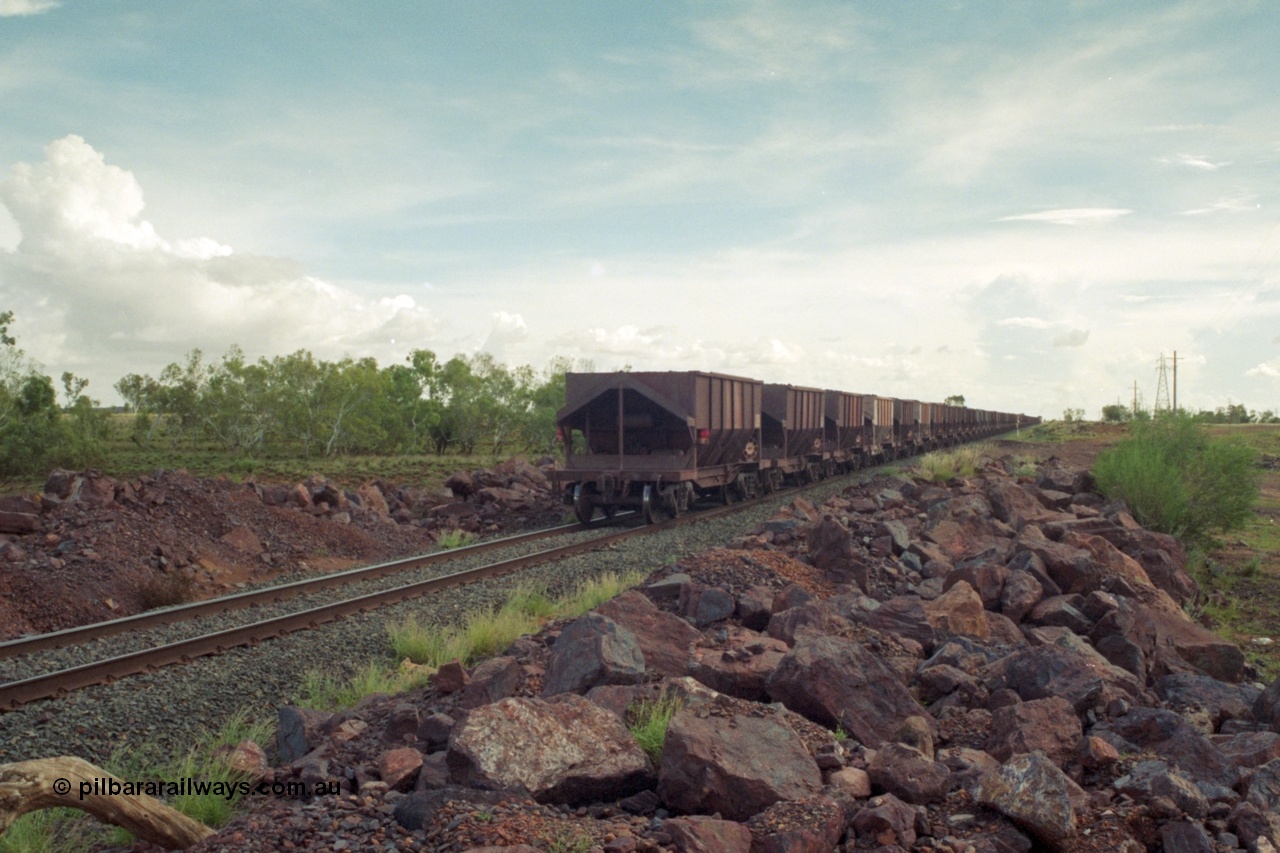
[{"left": 0, "top": 466, "right": 562, "bottom": 641}]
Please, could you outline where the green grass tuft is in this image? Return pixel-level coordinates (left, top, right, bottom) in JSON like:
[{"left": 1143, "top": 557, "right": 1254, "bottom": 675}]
[
  {"left": 626, "top": 691, "right": 685, "bottom": 770},
  {"left": 436, "top": 528, "right": 478, "bottom": 550},
  {"left": 387, "top": 571, "right": 649, "bottom": 674},
  {"left": 300, "top": 660, "right": 432, "bottom": 710}
]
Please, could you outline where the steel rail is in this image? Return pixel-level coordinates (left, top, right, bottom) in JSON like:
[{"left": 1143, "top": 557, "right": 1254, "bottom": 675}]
[
  {"left": 0, "top": 522, "right": 658, "bottom": 710},
  {"left": 0, "top": 520, "right": 602, "bottom": 661},
  {"left": 1, "top": 428, "right": 1022, "bottom": 710}
]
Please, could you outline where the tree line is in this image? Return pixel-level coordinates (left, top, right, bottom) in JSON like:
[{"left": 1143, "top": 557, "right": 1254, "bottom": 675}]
[
  {"left": 1100, "top": 402, "right": 1280, "bottom": 424},
  {"left": 0, "top": 310, "right": 585, "bottom": 479},
  {"left": 0, "top": 312, "right": 107, "bottom": 479},
  {"left": 114, "top": 347, "right": 578, "bottom": 459}
]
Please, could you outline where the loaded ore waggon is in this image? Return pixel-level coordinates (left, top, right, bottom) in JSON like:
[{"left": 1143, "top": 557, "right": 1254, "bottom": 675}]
[{"left": 551, "top": 370, "right": 1038, "bottom": 523}]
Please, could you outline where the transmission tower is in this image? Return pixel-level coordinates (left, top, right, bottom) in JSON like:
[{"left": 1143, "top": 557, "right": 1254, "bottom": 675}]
[{"left": 1155, "top": 354, "right": 1171, "bottom": 413}]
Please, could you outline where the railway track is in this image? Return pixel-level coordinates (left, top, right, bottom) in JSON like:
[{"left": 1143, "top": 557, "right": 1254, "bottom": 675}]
[
  {"left": 0, "top": 488, "right": 793, "bottom": 711},
  {"left": 0, "top": 519, "right": 598, "bottom": 662},
  {"left": 0, "top": 432, "right": 1012, "bottom": 713}
]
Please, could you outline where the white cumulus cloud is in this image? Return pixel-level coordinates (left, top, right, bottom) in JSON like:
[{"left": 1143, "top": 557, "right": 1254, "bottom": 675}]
[
  {"left": 1246, "top": 361, "right": 1280, "bottom": 378},
  {"left": 0, "top": 136, "right": 436, "bottom": 400},
  {"left": 479, "top": 311, "right": 529, "bottom": 358},
  {"left": 0, "top": 0, "right": 58, "bottom": 16}
]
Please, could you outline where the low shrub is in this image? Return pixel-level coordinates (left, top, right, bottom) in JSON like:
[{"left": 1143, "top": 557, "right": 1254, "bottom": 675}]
[
  {"left": 1092, "top": 416, "right": 1259, "bottom": 544},
  {"left": 914, "top": 443, "right": 991, "bottom": 483},
  {"left": 138, "top": 571, "right": 195, "bottom": 610}
]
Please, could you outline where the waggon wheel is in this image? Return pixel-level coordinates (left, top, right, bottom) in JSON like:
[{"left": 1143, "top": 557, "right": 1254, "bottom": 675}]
[
  {"left": 666, "top": 487, "right": 683, "bottom": 517},
  {"left": 572, "top": 484, "right": 595, "bottom": 525},
  {"left": 642, "top": 484, "right": 667, "bottom": 524}
]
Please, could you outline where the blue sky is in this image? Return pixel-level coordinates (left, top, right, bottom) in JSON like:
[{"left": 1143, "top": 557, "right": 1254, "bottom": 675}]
[{"left": 2, "top": 1, "right": 1279, "bottom": 417}]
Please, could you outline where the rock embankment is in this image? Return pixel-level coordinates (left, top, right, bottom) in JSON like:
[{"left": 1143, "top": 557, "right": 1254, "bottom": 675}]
[
  {"left": 189, "top": 456, "right": 1279, "bottom": 853},
  {"left": 0, "top": 459, "right": 560, "bottom": 639}
]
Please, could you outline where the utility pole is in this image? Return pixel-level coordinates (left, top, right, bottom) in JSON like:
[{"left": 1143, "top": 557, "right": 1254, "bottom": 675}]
[
  {"left": 1172, "top": 350, "right": 1177, "bottom": 415},
  {"left": 1132, "top": 381, "right": 1138, "bottom": 418}
]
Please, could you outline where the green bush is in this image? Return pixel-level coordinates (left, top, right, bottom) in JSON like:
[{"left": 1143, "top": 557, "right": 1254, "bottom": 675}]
[{"left": 1092, "top": 416, "right": 1259, "bottom": 543}]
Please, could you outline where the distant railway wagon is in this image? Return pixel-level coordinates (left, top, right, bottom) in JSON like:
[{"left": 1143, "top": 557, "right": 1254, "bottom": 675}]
[
  {"left": 823, "top": 390, "right": 864, "bottom": 470},
  {"left": 896, "top": 399, "right": 921, "bottom": 452},
  {"left": 552, "top": 371, "right": 764, "bottom": 523},
  {"left": 919, "top": 402, "right": 937, "bottom": 449},
  {"left": 552, "top": 370, "right": 1037, "bottom": 523},
  {"left": 760, "top": 384, "right": 825, "bottom": 488}
]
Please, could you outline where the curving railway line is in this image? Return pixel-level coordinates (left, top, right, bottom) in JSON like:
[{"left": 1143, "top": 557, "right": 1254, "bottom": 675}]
[
  {"left": 0, "top": 409, "right": 1024, "bottom": 713},
  {"left": 0, "top": 486, "right": 802, "bottom": 711}
]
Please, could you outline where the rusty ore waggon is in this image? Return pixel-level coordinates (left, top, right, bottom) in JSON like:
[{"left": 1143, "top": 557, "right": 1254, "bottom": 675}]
[{"left": 552, "top": 371, "right": 1039, "bottom": 523}]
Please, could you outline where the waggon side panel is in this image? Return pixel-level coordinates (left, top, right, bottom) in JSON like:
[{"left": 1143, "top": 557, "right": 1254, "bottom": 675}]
[
  {"left": 554, "top": 370, "right": 762, "bottom": 480},
  {"left": 761, "top": 384, "right": 824, "bottom": 463}
]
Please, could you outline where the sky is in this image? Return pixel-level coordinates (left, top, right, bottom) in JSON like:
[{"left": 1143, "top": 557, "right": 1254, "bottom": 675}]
[{"left": 2, "top": 1, "right": 1279, "bottom": 418}]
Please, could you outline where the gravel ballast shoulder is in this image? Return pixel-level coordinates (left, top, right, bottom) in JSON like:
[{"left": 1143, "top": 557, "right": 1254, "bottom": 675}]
[{"left": 0, "top": 475, "right": 866, "bottom": 766}]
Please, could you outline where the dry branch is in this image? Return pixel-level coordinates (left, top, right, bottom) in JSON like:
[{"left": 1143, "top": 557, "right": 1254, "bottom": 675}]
[{"left": 0, "top": 755, "right": 213, "bottom": 849}]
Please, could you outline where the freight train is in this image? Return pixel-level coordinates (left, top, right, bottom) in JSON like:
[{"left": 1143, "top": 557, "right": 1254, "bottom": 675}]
[{"left": 550, "top": 371, "right": 1038, "bottom": 524}]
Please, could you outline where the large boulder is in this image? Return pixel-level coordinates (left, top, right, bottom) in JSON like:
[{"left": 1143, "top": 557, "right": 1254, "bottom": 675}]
[
  {"left": 999, "top": 569, "right": 1045, "bottom": 624},
  {"left": 866, "top": 742, "right": 950, "bottom": 804},
  {"left": 986, "top": 696, "right": 1082, "bottom": 764},
  {"left": 595, "top": 590, "right": 701, "bottom": 678},
  {"left": 1113, "top": 760, "right": 1209, "bottom": 820},
  {"left": 849, "top": 793, "right": 921, "bottom": 849},
  {"left": 766, "top": 600, "right": 852, "bottom": 647},
  {"left": 982, "top": 643, "right": 1143, "bottom": 713},
  {"left": 657, "top": 704, "right": 821, "bottom": 821},
  {"left": 944, "top": 563, "right": 1009, "bottom": 611},
  {"left": 922, "top": 580, "right": 989, "bottom": 642},
  {"left": 447, "top": 695, "right": 652, "bottom": 804},
  {"left": 687, "top": 627, "right": 788, "bottom": 701},
  {"left": 806, "top": 515, "right": 861, "bottom": 585},
  {"left": 1155, "top": 672, "right": 1261, "bottom": 730},
  {"left": 1093, "top": 601, "right": 1246, "bottom": 684},
  {"left": 1062, "top": 530, "right": 1155, "bottom": 591},
  {"left": 662, "top": 817, "right": 753, "bottom": 852},
  {"left": 860, "top": 595, "right": 937, "bottom": 651},
  {"left": 1014, "top": 526, "right": 1099, "bottom": 595},
  {"left": 987, "top": 479, "right": 1067, "bottom": 530},
  {"left": 458, "top": 656, "right": 522, "bottom": 709},
  {"left": 1243, "top": 759, "right": 1280, "bottom": 815},
  {"left": 766, "top": 634, "right": 933, "bottom": 748},
  {"left": 542, "top": 612, "right": 645, "bottom": 696},
  {"left": 1257, "top": 675, "right": 1280, "bottom": 733},
  {"left": 745, "top": 796, "right": 846, "bottom": 853},
  {"left": 976, "top": 751, "right": 1078, "bottom": 848},
  {"left": 1099, "top": 707, "right": 1239, "bottom": 792}
]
